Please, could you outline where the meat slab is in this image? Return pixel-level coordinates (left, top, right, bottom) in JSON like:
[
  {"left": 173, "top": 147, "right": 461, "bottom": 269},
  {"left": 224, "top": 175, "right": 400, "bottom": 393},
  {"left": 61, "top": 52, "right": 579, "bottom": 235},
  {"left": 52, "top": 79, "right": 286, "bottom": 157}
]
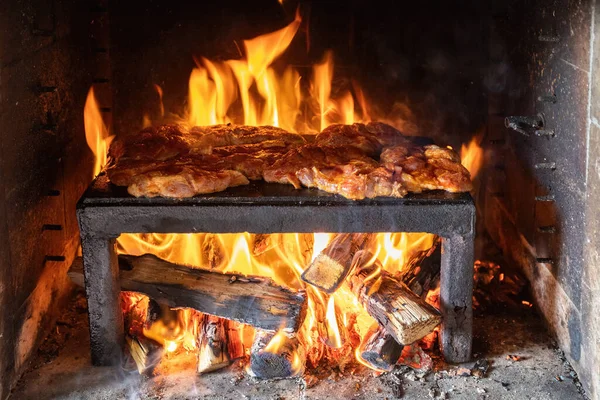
[{"left": 106, "top": 122, "right": 471, "bottom": 199}]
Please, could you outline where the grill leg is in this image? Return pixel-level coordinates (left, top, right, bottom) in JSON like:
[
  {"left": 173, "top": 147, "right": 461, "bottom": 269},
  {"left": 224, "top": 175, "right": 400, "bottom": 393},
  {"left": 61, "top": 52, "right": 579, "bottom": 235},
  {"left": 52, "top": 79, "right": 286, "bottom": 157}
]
[
  {"left": 440, "top": 233, "right": 474, "bottom": 363},
  {"left": 81, "top": 235, "right": 123, "bottom": 365}
]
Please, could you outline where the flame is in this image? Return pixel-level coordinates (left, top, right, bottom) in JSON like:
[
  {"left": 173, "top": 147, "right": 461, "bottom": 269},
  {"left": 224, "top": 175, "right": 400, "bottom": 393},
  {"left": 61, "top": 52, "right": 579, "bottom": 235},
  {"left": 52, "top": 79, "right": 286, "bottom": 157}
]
[
  {"left": 461, "top": 133, "right": 484, "bottom": 179},
  {"left": 83, "top": 88, "right": 113, "bottom": 177},
  {"left": 325, "top": 296, "right": 343, "bottom": 348},
  {"left": 264, "top": 330, "right": 287, "bottom": 353},
  {"left": 83, "top": 10, "right": 446, "bottom": 377},
  {"left": 118, "top": 230, "right": 435, "bottom": 375},
  {"left": 312, "top": 51, "right": 356, "bottom": 131}
]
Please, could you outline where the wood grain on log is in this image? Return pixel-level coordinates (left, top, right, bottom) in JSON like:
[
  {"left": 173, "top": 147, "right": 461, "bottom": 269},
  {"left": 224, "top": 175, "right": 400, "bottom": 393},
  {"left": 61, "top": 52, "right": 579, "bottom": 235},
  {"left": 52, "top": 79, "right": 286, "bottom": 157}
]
[
  {"left": 126, "top": 335, "right": 163, "bottom": 374},
  {"left": 348, "top": 251, "right": 441, "bottom": 345},
  {"left": 302, "top": 233, "right": 374, "bottom": 293},
  {"left": 69, "top": 255, "right": 307, "bottom": 333},
  {"left": 249, "top": 331, "right": 305, "bottom": 379}
]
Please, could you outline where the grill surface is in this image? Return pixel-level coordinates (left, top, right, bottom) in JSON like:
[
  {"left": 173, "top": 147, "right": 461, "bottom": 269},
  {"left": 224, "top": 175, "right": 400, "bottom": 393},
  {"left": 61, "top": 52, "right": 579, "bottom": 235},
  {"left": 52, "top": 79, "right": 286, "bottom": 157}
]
[{"left": 77, "top": 173, "right": 475, "bottom": 366}]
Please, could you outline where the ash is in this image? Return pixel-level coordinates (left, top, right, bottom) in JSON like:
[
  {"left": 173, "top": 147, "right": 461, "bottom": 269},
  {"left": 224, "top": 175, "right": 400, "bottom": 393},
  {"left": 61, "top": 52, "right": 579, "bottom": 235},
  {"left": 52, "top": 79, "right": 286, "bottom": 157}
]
[{"left": 12, "top": 290, "right": 586, "bottom": 400}]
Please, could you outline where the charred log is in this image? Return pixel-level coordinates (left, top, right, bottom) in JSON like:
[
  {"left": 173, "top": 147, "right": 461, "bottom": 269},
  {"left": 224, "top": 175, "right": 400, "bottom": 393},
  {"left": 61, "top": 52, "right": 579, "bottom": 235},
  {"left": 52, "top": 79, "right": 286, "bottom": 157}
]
[
  {"left": 348, "top": 251, "right": 441, "bottom": 345},
  {"left": 69, "top": 255, "right": 307, "bottom": 333},
  {"left": 400, "top": 237, "right": 441, "bottom": 297},
  {"left": 249, "top": 330, "right": 305, "bottom": 379},
  {"left": 359, "top": 324, "right": 403, "bottom": 372},
  {"left": 197, "top": 315, "right": 238, "bottom": 374},
  {"left": 302, "top": 233, "right": 374, "bottom": 293}
]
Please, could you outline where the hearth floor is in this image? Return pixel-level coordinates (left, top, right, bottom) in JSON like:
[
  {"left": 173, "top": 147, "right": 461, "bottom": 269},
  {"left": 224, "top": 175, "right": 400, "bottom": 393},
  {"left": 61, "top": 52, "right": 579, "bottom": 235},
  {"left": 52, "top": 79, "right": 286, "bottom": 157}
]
[{"left": 12, "top": 291, "right": 587, "bottom": 400}]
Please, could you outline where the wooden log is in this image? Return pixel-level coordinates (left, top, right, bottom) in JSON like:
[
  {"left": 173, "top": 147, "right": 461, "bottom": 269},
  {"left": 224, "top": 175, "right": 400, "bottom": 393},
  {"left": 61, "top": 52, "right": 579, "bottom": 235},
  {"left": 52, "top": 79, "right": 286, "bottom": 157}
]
[
  {"left": 254, "top": 234, "right": 314, "bottom": 266},
  {"left": 203, "top": 233, "right": 224, "bottom": 269},
  {"left": 400, "top": 237, "right": 441, "bottom": 297},
  {"left": 253, "top": 234, "right": 278, "bottom": 256},
  {"left": 69, "top": 255, "right": 307, "bottom": 333},
  {"left": 358, "top": 324, "right": 403, "bottom": 372},
  {"left": 301, "top": 233, "right": 374, "bottom": 293},
  {"left": 197, "top": 315, "right": 233, "bottom": 374},
  {"left": 357, "top": 242, "right": 441, "bottom": 372},
  {"left": 249, "top": 331, "right": 305, "bottom": 379},
  {"left": 226, "top": 321, "right": 245, "bottom": 361},
  {"left": 348, "top": 251, "right": 441, "bottom": 345},
  {"left": 126, "top": 334, "right": 163, "bottom": 374}
]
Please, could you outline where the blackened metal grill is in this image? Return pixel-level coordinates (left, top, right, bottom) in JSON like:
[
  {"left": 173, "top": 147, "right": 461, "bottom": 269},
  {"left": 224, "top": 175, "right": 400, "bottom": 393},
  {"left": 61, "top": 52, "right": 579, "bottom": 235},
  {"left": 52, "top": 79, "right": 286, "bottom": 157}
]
[{"left": 77, "top": 173, "right": 475, "bottom": 365}]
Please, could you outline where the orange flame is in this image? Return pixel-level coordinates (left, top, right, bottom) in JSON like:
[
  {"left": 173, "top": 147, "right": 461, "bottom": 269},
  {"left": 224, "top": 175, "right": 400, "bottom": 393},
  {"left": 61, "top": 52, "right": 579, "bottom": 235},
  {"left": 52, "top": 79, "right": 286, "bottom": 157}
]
[
  {"left": 83, "top": 11, "right": 445, "bottom": 376},
  {"left": 118, "top": 231, "right": 435, "bottom": 374},
  {"left": 461, "top": 132, "right": 484, "bottom": 179},
  {"left": 83, "top": 88, "right": 113, "bottom": 177}
]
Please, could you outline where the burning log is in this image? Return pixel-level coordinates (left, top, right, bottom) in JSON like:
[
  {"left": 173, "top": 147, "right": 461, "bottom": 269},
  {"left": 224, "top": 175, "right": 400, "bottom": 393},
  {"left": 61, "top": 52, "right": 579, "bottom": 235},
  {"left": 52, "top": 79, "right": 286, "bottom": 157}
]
[
  {"left": 358, "top": 324, "right": 403, "bottom": 372},
  {"left": 126, "top": 334, "right": 163, "bottom": 374},
  {"left": 249, "top": 330, "right": 305, "bottom": 379},
  {"left": 348, "top": 251, "right": 441, "bottom": 345},
  {"left": 357, "top": 241, "right": 441, "bottom": 371},
  {"left": 253, "top": 233, "right": 314, "bottom": 266},
  {"left": 69, "top": 255, "right": 307, "bottom": 333},
  {"left": 400, "top": 237, "right": 441, "bottom": 297},
  {"left": 301, "top": 233, "right": 374, "bottom": 293},
  {"left": 203, "top": 234, "right": 224, "bottom": 269},
  {"left": 197, "top": 315, "right": 245, "bottom": 374},
  {"left": 253, "top": 234, "right": 278, "bottom": 256}
]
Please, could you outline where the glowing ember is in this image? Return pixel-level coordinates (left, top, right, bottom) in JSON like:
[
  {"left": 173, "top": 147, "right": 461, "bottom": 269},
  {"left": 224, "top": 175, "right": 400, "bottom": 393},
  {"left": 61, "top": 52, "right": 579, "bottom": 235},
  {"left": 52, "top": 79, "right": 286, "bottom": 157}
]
[{"left": 118, "top": 231, "right": 435, "bottom": 375}]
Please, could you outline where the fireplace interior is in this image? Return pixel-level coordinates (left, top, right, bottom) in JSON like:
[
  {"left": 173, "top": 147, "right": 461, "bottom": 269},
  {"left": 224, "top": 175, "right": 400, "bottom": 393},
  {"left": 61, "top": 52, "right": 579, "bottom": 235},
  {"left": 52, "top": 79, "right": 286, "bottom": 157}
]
[{"left": 1, "top": 0, "right": 599, "bottom": 399}]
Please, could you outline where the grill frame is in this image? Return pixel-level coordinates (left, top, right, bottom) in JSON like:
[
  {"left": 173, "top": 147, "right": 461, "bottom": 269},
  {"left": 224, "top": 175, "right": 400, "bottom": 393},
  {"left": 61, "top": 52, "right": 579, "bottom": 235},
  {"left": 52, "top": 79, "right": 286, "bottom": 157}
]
[{"left": 77, "top": 173, "right": 475, "bottom": 365}]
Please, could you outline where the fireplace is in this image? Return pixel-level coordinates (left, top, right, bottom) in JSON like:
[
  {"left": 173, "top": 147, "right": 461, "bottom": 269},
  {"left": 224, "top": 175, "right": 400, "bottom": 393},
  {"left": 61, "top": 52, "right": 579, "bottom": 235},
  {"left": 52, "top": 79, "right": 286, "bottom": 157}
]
[{"left": 1, "top": 0, "right": 599, "bottom": 399}]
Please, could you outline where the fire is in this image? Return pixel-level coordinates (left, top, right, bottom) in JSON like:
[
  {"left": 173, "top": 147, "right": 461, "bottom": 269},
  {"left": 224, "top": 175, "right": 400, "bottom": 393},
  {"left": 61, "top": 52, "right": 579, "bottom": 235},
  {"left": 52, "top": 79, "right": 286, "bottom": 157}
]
[
  {"left": 461, "top": 132, "right": 484, "bottom": 179},
  {"left": 83, "top": 11, "right": 444, "bottom": 377},
  {"left": 117, "top": 231, "right": 434, "bottom": 374},
  {"left": 83, "top": 88, "right": 113, "bottom": 177}
]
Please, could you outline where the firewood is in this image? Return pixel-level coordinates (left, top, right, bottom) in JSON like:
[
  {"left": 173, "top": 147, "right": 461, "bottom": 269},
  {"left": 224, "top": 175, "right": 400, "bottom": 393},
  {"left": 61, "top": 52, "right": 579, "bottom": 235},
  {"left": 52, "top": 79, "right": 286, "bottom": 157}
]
[
  {"left": 249, "top": 330, "right": 305, "bottom": 379},
  {"left": 359, "top": 324, "right": 403, "bottom": 372},
  {"left": 197, "top": 315, "right": 232, "bottom": 374},
  {"left": 126, "top": 334, "right": 163, "bottom": 374},
  {"left": 400, "top": 237, "right": 441, "bottom": 297},
  {"left": 301, "top": 233, "right": 374, "bottom": 294},
  {"left": 253, "top": 234, "right": 314, "bottom": 266},
  {"left": 253, "top": 234, "right": 278, "bottom": 256},
  {"left": 348, "top": 251, "right": 441, "bottom": 345},
  {"left": 69, "top": 255, "right": 307, "bottom": 333},
  {"left": 203, "top": 233, "right": 224, "bottom": 269}
]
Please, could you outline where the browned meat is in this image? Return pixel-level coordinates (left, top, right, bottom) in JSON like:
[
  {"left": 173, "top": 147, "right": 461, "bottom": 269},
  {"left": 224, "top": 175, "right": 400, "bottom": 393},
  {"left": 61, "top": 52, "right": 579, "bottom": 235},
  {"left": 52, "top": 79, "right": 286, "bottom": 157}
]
[
  {"left": 315, "top": 122, "right": 411, "bottom": 156},
  {"left": 108, "top": 124, "right": 305, "bottom": 164},
  {"left": 126, "top": 164, "right": 248, "bottom": 198},
  {"left": 106, "top": 122, "right": 471, "bottom": 200},
  {"left": 107, "top": 125, "right": 305, "bottom": 198},
  {"left": 108, "top": 124, "right": 192, "bottom": 162},
  {"left": 263, "top": 144, "right": 406, "bottom": 200},
  {"left": 380, "top": 144, "right": 472, "bottom": 193}
]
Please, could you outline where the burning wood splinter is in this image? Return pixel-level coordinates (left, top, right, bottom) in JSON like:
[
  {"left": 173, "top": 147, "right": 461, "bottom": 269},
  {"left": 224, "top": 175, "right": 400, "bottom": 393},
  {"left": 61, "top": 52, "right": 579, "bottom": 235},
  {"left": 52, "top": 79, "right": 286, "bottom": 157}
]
[
  {"left": 359, "top": 324, "right": 403, "bottom": 372},
  {"left": 348, "top": 250, "right": 441, "bottom": 346},
  {"left": 197, "top": 315, "right": 244, "bottom": 374},
  {"left": 249, "top": 330, "right": 305, "bottom": 379},
  {"left": 302, "top": 233, "right": 374, "bottom": 294}
]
